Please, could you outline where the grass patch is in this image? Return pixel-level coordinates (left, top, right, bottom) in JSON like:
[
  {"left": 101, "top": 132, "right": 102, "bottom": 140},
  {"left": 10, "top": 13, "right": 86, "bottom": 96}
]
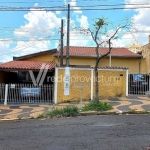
[
  {"left": 81, "top": 100, "right": 113, "bottom": 112},
  {"left": 37, "top": 106, "right": 79, "bottom": 118}
]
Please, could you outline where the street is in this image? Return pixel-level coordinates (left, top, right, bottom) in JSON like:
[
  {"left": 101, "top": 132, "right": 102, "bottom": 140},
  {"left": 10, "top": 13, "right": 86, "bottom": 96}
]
[{"left": 0, "top": 115, "right": 150, "bottom": 150}]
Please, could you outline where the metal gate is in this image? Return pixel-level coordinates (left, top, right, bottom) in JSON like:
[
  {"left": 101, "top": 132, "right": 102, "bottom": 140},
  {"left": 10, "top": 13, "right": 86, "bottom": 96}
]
[
  {"left": 0, "top": 83, "right": 54, "bottom": 105},
  {"left": 128, "top": 74, "right": 150, "bottom": 95}
]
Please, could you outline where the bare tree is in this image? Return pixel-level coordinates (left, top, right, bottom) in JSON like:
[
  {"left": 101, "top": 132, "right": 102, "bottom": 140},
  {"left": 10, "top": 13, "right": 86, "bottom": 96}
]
[{"left": 79, "top": 18, "right": 133, "bottom": 100}]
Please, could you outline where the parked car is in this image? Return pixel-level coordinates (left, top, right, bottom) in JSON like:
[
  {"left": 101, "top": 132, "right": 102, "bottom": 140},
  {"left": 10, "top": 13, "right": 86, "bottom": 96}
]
[
  {"left": 129, "top": 74, "right": 149, "bottom": 94},
  {"left": 20, "top": 87, "right": 41, "bottom": 97}
]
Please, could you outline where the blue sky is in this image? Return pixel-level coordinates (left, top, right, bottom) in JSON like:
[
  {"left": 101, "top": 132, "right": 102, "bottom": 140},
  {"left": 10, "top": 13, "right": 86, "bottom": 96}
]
[{"left": 0, "top": 0, "right": 150, "bottom": 62}]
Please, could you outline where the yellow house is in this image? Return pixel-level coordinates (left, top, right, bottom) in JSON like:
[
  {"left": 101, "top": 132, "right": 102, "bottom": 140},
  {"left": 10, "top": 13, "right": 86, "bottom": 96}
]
[
  {"left": 12, "top": 46, "right": 145, "bottom": 74},
  {"left": 141, "top": 35, "right": 150, "bottom": 74},
  {"left": 0, "top": 46, "right": 147, "bottom": 103}
]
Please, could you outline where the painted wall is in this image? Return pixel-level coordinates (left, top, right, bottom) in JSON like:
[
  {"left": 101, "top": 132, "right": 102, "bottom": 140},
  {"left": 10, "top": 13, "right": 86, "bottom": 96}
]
[
  {"left": 56, "top": 68, "right": 127, "bottom": 103},
  {"left": 57, "top": 69, "right": 91, "bottom": 103},
  {"left": 22, "top": 53, "right": 58, "bottom": 64},
  {"left": 63, "top": 57, "right": 144, "bottom": 74},
  {"left": 93, "top": 70, "right": 126, "bottom": 99},
  {"left": 142, "top": 44, "right": 150, "bottom": 74},
  {"left": 22, "top": 53, "right": 146, "bottom": 74}
]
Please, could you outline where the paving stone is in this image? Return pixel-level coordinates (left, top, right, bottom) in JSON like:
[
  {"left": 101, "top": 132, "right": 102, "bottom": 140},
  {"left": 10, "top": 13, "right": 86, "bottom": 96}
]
[
  {"left": 117, "top": 105, "right": 131, "bottom": 112},
  {"left": 108, "top": 97, "right": 120, "bottom": 101},
  {"left": 107, "top": 102, "right": 121, "bottom": 106},
  {"left": 0, "top": 115, "right": 6, "bottom": 119},
  {"left": 0, "top": 109, "right": 12, "bottom": 115},
  {"left": 9, "top": 106, "right": 20, "bottom": 109},
  {"left": 141, "top": 105, "right": 150, "bottom": 111},
  {"left": 130, "top": 100, "right": 143, "bottom": 105},
  {"left": 29, "top": 105, "right": 40, "bottom": 107},
  {"left": 126, "top": 95, "right": 141, "bottom": 100},
  {"left": 17, "top": 108, "right": 33, "bottom": 118}
]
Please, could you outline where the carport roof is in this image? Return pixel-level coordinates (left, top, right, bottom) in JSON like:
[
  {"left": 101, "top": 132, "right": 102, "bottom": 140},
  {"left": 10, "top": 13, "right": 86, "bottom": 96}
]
[{"left": 0, "top": 60, "right": 56, "bottom": 71}]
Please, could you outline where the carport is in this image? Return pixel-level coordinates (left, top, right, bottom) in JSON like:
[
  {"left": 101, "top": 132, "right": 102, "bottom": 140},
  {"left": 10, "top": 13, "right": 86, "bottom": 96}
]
[{"left": 0, "top": 60, "right": 56, "bottom": 105}]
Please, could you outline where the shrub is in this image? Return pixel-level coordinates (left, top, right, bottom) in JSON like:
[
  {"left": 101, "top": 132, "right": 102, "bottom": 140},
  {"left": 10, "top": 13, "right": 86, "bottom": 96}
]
[
  {"left": 81, "top": 100, "right": 113, "bottom": 112},
  {"left": 38, "top": 106, "right": 79, "bottom": 118}
]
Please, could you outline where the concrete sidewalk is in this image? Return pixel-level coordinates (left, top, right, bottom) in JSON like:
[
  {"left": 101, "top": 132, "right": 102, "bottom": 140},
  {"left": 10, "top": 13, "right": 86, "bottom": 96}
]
[{"left": 0, "top": 95, "right": 150, "bottom": 120}]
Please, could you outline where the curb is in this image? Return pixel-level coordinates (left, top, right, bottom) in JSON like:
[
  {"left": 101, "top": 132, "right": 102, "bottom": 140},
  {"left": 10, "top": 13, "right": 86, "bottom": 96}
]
[
  {"left": 79, "top": 111, "right": 117, "bottom": 116},
  {"left": 79, "top": 110, "right": 150, "bottom": 116},
  {"left": 0, "top": 118, "right": 21, "bottom": 121},
  {"left": 0, "top": 117, "right": 33, "bottom": 121},
  {"left": 0, "top": 110, "right": 150, "bottom": 121}
]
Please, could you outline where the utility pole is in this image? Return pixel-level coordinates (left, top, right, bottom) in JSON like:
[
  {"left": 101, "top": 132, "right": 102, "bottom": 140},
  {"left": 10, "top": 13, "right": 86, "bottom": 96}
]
[
  {"left": 66, "top": 4, "right": 70, "bottom": 67},
  {"left": 60, "top": 19, "right": 64, "bottom": 67},
  {"left": 64, "top": 4, "right": 70, "bottom": 96}
]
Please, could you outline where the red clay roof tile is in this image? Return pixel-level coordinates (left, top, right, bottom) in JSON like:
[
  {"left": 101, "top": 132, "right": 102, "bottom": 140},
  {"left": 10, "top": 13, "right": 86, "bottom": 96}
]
[
  {"left": 54, "top": 46, "right": 141, "bottom": 58},
  {"left": 0, "top": 61, "right": 56, "bottom": 70}
]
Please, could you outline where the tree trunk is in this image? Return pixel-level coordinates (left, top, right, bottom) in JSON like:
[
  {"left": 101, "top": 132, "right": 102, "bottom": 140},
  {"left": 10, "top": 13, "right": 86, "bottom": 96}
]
[
  {"left": 95, "top": 58, "right": 99, "bottom": 100},
  {"left": 95, "top": 67, "right": 99, "bottom": 100}
]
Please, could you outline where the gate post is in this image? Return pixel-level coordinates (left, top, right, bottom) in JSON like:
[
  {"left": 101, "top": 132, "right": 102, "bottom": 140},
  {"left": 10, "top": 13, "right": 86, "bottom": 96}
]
[
  {"left": 126, "top": 69, "right": 129, "bottom": 96},
  {"left": 54, "top": 68, "right": 58, "bottom": 104},
  {"left": 4, "top": 84, "right": 8, "bottom": 105}
]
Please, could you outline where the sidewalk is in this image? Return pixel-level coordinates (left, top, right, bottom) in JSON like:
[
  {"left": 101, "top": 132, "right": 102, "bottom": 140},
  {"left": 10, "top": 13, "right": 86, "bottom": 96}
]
[{"left": 0, "top": 95, "right": 150, "bottom": 120}]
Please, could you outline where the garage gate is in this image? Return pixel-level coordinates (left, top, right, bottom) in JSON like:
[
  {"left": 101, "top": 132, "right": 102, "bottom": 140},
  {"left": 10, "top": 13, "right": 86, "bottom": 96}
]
[{"left": 128, "top": 74, "right": 150, "bottom": 95}]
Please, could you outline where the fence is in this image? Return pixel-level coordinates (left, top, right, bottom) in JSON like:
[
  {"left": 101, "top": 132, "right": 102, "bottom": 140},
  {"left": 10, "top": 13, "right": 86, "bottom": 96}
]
[
  {"left": 0, "top": 83, "right": 54, "bottom": 105},
  {"left": 128, "top": 74, "right": 150, "bottom": 95}
]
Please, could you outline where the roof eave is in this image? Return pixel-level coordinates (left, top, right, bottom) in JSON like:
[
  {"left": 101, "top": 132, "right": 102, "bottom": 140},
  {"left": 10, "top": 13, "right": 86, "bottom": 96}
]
[
  {"left": 13, "top": 48, "right": 57, "bottom": 61},
  {"left": 53, "top": 54, "right": 142, "bottom": 58},
  {"left": 0, "top": 68, "right": 55, "bottom": 71}
]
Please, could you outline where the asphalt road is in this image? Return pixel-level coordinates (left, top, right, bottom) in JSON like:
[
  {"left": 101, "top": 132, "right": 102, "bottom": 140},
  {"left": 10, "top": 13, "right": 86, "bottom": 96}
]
[{"left": 0, "top": 115, "right": 150, "bottom": 150}]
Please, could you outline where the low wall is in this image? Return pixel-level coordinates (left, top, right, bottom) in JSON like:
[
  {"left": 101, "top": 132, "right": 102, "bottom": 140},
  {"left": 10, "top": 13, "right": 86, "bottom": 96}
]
[{"left": 54, "top": 67, "right": 128, "bottom": 103}]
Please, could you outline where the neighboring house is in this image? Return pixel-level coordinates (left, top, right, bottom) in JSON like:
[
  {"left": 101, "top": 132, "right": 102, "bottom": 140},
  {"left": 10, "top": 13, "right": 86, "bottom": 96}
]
[
  {"left": 0, "top": 46, "right": 147, "bottom": 84},
  {"left": 126, "top": 41, "right": 142, "bottom": 53},
  {"left": 141, "top": 35, "right": 150, "bottom": 74}
]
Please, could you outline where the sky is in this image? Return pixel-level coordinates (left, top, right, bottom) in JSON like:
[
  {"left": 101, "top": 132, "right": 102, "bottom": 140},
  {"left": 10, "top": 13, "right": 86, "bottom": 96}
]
[{"left": 0, "top": 0, "right": 150, "bottom": 62}]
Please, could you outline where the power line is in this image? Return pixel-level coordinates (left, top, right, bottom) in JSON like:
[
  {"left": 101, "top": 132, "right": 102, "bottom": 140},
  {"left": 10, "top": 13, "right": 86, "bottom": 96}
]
[{"left": 0, "top": 5, "right": 150, "bottom": 11}]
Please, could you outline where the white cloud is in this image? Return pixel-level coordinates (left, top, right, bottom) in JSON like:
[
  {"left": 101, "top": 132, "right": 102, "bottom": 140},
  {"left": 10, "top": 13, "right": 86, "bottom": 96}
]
[
  {"left": 12, "top": 38, "right": 51, "bottom": 56},
  {"left": 12, "top": 7, "right": 62, "bottom": 58},
  {"left": 124, "top": 0, "right": 150, "bottom": 45},
  {"left": 78, "top": 15, "right": 89, "bottom": 28},
  {"left": 70, "top": 31, "right": 91, "bottom": 46},
  {"left": 70, "top": 0, "right": 82, "bottom": 14},
  {"left": 14, "top": 8, "right": 61, "bottom": 38},
  {"left": 0, "top": 40, "right": 13, "bottom": 62},
  {"left": 62, "top": 13, "right": 90, "bottom": 46},
  {"left": 56, "top": 11, "right": 61, "bottom": 15},
  {"left": 34, "top": 3, "right": 38, "bottom": 7},
  {"left": 64, "top": 0, "right": 67, "bottom": 5}
]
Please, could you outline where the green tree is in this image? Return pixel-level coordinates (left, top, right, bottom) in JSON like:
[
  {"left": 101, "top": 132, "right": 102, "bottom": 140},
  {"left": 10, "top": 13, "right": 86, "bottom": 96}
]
[{"left": 81, "top": 18, "right": 133, "bottom": 100}]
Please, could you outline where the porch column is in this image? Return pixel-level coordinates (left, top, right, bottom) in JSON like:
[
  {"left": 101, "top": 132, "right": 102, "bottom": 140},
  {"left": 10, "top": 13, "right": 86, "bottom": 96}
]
[{"left": 4, "top": 84, "right": 8, "bottom": 105}]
